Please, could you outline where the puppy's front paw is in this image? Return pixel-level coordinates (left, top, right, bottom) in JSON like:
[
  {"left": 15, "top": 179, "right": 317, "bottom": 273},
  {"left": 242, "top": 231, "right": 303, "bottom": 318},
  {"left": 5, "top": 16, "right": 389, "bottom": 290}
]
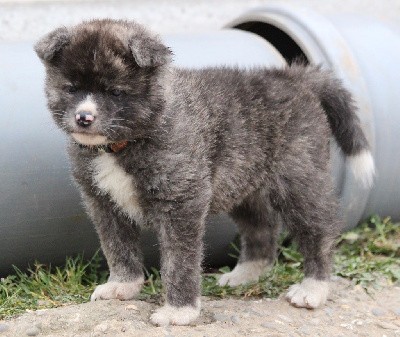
[
  {"left": 150, "top": 304, "right": 200, "bottom": 326},
  {"left": 285, "top": 278, "right": 329, "bottom": 309},
  {"left": 218, "top": 260, "right": 270, "bottom": 287},
  {"left": 90, "top": 279, "right": 143, "bottom": 301}
]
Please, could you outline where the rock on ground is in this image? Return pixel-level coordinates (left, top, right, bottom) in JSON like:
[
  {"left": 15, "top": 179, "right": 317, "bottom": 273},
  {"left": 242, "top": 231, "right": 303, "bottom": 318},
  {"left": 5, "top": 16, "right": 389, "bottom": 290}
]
[{"left": 1, "top": 278, "right": 400, "bottom": 337}]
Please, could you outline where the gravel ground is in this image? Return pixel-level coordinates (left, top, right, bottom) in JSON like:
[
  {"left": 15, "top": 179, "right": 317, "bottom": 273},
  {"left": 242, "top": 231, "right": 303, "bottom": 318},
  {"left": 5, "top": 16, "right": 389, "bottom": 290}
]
[{"left": 1, "top": 278, "right": 400, "bottom": 337}]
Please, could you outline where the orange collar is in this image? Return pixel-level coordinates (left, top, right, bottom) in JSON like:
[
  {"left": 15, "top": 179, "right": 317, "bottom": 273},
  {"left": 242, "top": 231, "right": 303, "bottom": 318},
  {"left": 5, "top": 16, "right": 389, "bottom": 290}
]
[{"left": 77, "top": 140, "right": 129, "bottom": 153}]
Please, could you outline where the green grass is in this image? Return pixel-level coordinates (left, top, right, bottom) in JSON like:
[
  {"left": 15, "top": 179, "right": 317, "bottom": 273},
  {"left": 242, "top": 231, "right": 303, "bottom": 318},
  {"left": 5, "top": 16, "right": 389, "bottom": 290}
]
[
  {"left": 1, "top": 215, "right": 399, "bottom": 319},
  {"left": 0, "top": 252, "right": 108, "bottom": 319},
  {"left": 334, "top": 215, "right": 400, "bottom": 287}
]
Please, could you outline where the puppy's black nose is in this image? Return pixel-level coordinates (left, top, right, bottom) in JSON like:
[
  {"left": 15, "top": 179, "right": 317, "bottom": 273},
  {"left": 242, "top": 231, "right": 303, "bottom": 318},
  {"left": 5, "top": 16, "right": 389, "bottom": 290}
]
[{"left": 75, "top": 112, "right": 95, "bottom": 127}]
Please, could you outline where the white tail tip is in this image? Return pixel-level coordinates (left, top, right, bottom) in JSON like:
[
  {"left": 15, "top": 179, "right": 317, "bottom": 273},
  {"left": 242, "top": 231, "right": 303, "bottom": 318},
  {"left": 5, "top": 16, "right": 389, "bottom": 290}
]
[{"left": 348, "top": 150, "right": 375, "bottom": 188}]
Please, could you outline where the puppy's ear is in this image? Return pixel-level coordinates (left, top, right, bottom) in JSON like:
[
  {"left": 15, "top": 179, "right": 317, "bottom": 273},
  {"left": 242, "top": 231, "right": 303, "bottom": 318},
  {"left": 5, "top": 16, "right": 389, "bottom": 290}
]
[
  {"left": 34, "top": 27, "right": 71, "bottom": 62},
  {"left": 128, "top": 34, "right": 172, "bottom": 68}
]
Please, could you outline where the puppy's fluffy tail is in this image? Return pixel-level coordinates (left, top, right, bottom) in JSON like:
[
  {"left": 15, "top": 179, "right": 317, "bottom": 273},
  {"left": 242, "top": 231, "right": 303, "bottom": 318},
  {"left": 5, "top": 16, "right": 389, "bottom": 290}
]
[{"left": 307, "top": 67, "right": 375, "bottom": 187}]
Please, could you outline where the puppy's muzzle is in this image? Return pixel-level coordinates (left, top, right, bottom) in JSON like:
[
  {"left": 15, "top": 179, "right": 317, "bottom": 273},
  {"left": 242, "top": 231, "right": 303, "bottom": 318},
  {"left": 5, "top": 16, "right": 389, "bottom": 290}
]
[{"left": 76, "top": 111, "right": 95, "bottom": 127}]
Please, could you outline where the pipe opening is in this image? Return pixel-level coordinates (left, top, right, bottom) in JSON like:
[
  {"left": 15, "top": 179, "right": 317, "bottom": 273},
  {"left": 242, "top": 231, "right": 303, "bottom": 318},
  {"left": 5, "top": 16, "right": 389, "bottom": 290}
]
[{"left": 233, "top": 21, "right": 309, "bottom": 64}]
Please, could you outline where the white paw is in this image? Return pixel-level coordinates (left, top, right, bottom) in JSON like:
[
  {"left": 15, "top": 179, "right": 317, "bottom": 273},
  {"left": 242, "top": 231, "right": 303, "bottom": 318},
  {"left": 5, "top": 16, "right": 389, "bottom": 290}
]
[
  {"left": 150, "top": 302, "right": 200, "bottom": 326},
  {"left": 218, "top": 260, "right": 270, "bottom": 287},
  {"left": 285, "top": 278, "right": 329, "bottom": 308},
  {"left": 90, "top": 279, "right": 143, "bottom": 301}
]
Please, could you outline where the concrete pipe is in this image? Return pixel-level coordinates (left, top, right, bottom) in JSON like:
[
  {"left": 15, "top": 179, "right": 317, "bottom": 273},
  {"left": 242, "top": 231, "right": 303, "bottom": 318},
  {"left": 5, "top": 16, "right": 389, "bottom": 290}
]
[
  {"left": 227, "top": 4, "right": 400, "bottom": 229},
  {"left": 0, "top": 30, "right": 285, "bottom": 276}
]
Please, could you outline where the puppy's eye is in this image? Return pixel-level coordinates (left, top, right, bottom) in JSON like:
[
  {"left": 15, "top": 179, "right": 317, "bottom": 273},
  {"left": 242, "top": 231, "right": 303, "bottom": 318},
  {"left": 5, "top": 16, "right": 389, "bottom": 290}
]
[
  {"left": 111, "top": 89, "right": 122, "bottom": 96},
  {"left": 66, "top": 85, "right": 78, "bottom": 93}
]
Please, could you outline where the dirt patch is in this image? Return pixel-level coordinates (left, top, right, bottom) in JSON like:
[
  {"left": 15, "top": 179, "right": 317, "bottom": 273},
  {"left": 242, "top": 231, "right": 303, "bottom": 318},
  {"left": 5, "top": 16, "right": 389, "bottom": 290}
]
[{"left": 1, "top": 278, "right": 400, "bottom": 337}]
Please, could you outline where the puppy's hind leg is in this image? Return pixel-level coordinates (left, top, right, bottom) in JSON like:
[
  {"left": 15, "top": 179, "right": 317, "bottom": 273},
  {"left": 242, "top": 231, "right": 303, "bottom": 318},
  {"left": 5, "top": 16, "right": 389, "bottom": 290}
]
[
  {"left": 218, "top": 190, "right": 281, "bottom": 287},
  {"left": 285, "top": 228, "right": 335, "bottom": 309},
  {"left": 281, "top": 173, "right": 341, "bottom": 309},
  {"left": 83, "top": 194, "right": 144, "bottom": 302}
]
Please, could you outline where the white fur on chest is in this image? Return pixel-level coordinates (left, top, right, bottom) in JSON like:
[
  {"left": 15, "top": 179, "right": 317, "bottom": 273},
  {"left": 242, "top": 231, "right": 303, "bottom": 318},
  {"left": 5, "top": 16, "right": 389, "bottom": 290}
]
[{"left": 92, "top": 153, "right": 143, "bottom": 223}]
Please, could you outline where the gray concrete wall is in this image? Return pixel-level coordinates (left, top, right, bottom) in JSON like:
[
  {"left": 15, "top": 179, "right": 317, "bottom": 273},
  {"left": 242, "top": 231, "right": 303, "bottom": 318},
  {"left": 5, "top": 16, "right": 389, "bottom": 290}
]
[{"left": 0, "top": 0, "right": 399, "bottom": 42}]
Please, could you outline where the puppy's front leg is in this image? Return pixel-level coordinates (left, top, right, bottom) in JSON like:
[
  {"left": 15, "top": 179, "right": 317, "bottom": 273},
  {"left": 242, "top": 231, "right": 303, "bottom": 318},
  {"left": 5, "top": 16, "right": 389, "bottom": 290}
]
[
  {"left": 150, "top": 199, "right": 208, "bottom": 326},
  {"left": 82, "top": 194, "right": 144, "bottom": 302}
]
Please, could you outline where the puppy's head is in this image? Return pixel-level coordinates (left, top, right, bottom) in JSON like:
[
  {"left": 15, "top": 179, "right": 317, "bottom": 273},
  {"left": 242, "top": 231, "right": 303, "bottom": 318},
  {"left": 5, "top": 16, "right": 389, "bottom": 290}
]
[{"left": 35, "top": 19, "right": 172, "bottom": 145}]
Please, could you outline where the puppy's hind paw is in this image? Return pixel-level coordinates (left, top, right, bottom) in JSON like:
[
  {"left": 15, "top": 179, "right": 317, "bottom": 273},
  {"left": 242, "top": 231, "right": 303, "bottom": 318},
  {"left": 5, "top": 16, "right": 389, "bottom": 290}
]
[
  {"left": 150, "top": 303, "right": 200, "bottom": 326},
  {"left": 285, "top": 278, "right": 329, "bottom": 309},
  {"left": 218, "top": 260, "right": 270, "bottom": 287},
  {"left": 90, "top": 279, "right": 143, "bottom": 301}
]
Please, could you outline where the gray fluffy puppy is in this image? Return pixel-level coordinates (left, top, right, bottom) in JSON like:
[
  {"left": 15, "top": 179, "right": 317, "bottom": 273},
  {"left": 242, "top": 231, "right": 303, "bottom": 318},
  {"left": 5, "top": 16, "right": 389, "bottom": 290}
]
[{"left": 35, "top": 19, "right": 374, "bottom": 326}]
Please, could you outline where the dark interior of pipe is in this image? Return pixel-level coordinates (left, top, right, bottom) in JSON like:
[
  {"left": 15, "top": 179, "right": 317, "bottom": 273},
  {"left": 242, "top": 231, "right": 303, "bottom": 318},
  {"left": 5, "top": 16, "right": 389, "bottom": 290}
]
[{"left": 233, "top": 21, "right": 309, "bottom": 64}]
